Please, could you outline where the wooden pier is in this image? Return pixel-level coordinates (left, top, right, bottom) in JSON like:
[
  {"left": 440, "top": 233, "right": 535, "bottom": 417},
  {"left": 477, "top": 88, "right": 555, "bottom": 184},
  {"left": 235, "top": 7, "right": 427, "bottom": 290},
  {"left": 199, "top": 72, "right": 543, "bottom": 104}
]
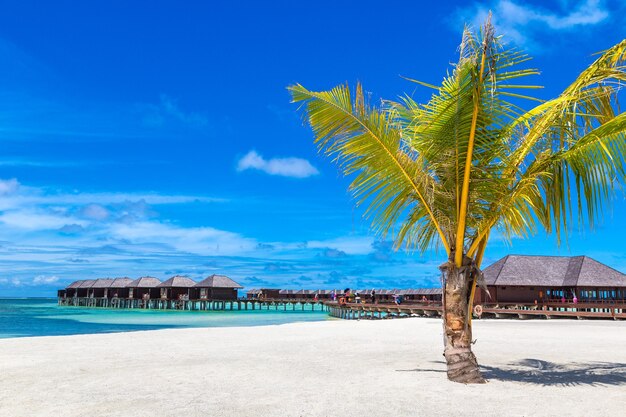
[
  {"left": 327, "top": 302, "right": 442, "bottom": 319},
  {"left": 59, "top": 297, "right": 328, "bottom": 312},
  {"left": 326, "top": 301, "right": 626, "bottom": 320},
  {"left": 480, "top": 301, "right": 626, "bottom": 320},
  {"left": 58, "top": 297, "right": 625, "bottom": 321}
]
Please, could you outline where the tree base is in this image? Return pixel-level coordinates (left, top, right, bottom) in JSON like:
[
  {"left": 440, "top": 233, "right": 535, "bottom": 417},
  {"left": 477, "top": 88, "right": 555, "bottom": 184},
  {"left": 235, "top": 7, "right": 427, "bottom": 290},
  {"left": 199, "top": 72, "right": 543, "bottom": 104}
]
[{"left": 444, "top": 347, "right": 486, "bottom": 384}]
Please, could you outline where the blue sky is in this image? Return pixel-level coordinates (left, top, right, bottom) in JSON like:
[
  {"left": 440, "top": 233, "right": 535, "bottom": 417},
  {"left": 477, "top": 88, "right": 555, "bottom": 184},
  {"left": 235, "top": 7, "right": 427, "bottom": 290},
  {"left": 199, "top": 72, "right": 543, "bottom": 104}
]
[{"left": 1, "top": 0, "right": 625, "bottom": 296}]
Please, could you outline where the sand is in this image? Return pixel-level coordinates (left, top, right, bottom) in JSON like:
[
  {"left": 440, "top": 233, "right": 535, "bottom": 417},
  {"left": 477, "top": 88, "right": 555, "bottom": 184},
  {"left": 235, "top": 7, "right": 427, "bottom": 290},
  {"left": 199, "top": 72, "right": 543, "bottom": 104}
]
[{"left": 1, "top": 318, "right": 625, "bottom": 417}]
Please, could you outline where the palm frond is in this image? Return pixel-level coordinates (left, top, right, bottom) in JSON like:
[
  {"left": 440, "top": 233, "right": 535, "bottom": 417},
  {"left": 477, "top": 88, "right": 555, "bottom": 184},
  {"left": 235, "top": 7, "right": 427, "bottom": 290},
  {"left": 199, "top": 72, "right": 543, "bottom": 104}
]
[{"left": 289, "top": 83, "right": 451, "bottom": 253}]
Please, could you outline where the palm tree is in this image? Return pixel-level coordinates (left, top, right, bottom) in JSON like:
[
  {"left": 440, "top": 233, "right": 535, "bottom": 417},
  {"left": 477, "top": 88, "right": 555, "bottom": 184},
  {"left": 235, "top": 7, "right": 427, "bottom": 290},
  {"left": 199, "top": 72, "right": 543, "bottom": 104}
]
[{"left": 289, "top": 18, "right": 626, "bottom": 383}]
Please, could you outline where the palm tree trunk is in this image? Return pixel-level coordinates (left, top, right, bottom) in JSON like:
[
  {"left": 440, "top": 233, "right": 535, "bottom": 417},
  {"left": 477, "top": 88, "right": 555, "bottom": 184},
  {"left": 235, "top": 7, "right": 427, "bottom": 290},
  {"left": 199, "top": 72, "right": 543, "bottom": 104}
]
[{"left": 441, "top": 260, "right": 485, "bottom": 383}]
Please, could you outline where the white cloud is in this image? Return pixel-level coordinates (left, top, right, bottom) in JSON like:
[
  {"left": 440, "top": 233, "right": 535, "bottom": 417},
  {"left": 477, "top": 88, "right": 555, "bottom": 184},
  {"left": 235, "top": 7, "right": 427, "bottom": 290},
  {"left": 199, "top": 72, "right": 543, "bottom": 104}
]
[
  {"left": 237, "top": 150, "right": 319, "bottom": 178},
  {"left": 82, "top": 204, "right": 110, "bottom": 220},
  {"left": 266, "top": 236, "right": 376, "bottom": 256},
  {"left": 33, "top": 275, "right": 60, "bottom": 285},
  {"left": 306, "top": 236, "right": 375, "bottom": 255},
  {"left": 0, "top": 177, "right": 445, "bottom": 292},
  {"left": 108, "top": 221, "right": 257, "bottom": 256},
  {"left": 457, "top": 0, "right": 609, "bottom": 47},
  {"left": 0, "top": 210, "right": 87, "bottom": 231},
  {"left": 0, "top": 178, "right": 20, "bottom": 195},
  {"left": 0, "top": 180, "right": 224, "bottom": 212}
]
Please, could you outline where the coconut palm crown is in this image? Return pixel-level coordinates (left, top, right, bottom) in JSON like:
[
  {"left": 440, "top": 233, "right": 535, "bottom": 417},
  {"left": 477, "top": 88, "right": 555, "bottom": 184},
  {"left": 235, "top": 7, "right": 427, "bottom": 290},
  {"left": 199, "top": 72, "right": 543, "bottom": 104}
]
[{"left": 289, "top": 18, "right": 626, "bottom": 383}]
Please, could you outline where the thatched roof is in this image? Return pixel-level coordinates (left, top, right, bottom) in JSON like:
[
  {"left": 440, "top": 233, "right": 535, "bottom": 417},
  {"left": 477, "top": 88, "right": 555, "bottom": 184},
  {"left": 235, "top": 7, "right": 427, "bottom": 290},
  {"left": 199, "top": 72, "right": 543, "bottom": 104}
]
[
  {"left": 127, "top": 277, "right": 162, "bottom": 288},
  {"left": 66, "top": 280, "right": 85, "bottom": 289},
  {"left": 110, "top": 278, "right": 133, "bottom": 288},
  {"left": 78, "top": 280, "right": 96, "bottom": 288},
  {"left": 194, "top": 274, "right": 243, "bottom": 289},
  {"left": 91, "top": 278, "right": 115, "bottom": 288},
  {"left": 157, "top": 276, "right": 196, "bottom": 288},
  {"left": 484, "top": 255, "right": 626, "bottom": 288}
]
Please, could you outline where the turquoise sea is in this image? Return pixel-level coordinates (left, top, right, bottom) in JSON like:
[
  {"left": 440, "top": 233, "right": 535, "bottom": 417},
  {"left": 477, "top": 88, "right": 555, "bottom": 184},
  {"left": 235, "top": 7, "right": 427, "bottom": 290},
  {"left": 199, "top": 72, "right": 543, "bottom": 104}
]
[{"left": 0, "top": 298, "right": 329, "bottom": 339}]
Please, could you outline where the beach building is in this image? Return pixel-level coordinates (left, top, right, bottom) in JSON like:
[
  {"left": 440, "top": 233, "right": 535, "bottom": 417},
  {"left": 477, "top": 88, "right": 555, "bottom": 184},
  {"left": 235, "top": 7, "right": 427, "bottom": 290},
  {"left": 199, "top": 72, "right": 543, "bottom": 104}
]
[
  {"left": 476, "top": 255, "right": 626, "bottom": 304},
  {"left": 157, "top": 276, "right": 196, "bottom": 300},
  {"left": 127, "top": 276, "right": 161, "bottom": 300},
  {"left": 193, "top": 274, "right": 243, "bottom": 300}
]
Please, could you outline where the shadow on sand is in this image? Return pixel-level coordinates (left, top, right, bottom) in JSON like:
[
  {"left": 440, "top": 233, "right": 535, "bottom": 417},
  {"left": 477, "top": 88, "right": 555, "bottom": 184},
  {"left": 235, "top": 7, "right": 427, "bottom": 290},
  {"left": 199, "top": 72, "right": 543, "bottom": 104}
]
[{"left": 398, "top": 359, "right": 626, "bottom": 386}]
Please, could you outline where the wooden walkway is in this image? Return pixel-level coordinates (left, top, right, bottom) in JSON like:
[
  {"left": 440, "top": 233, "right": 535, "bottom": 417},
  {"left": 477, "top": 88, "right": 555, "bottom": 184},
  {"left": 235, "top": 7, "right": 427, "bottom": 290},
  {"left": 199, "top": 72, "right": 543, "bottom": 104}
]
[
  {"left": 482, "top": 301, "right": 626, "bottom": 320},
  {"left": 59, "top": 297, "right": 328, "bottom": 312},
  {"left": 58, "top": 297, "right": 626, "bottom": 320},
  {"left": 326, "top": 301, "right": 626, "bottom": 320},
  {"left": 326, "top": 302, "right": 442, "bottom": 319}
]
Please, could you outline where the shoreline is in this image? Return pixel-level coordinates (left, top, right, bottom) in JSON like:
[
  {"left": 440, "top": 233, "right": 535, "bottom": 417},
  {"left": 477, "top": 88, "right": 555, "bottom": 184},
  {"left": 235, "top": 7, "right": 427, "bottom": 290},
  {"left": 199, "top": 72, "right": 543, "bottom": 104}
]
[{"left": 1, "top": 318, "right": 625, "bottom": 417}]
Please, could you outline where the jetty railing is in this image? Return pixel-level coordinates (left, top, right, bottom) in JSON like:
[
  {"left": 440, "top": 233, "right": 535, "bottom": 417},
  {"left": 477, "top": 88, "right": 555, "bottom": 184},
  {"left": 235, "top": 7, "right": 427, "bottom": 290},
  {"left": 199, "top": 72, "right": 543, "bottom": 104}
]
[
  {"left": 325, "top": 301, "right": 626, "bottom": 320},
  {"left": 326, "top": 302, "right": 443, "bottom": 319}
]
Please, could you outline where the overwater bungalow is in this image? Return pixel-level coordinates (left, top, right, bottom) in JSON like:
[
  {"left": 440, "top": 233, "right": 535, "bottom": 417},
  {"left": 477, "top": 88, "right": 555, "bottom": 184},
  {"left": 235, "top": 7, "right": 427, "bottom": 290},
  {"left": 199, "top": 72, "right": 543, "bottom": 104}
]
[
  {"left": 246, "top": 288, "right": 282, "bottom": 299},
  {"left": 246, "top": 289, "right": 260, "bottom": 299},
  {"left": 77, "top": 279, "right": 96, "bottom": 298},
  {"left": 475, "top": 255, "right": 626, "bottom": 304},
  {"left": 91, "top": 278, "right": 115, "bottom": 298},
  {"left": 108, "top": 277, "right": 133, "bottom": 298},
  {"left": 193, "top": 274, "right": 243, "bottom": 300},
  {"left": 376, "top": 289, "right": 397, "bottom": 302},
  {"left": 314, "top": 289, "right": 333, "bottom": 300},
  {"left": 64, "top": 280, "right": 85, "bottom": 298},
  {"left": 405, "top": 288, "right": 442, "bottom": 302},
  {"left": 295, "top": 289, "right": 315, "bottom": 299},
  {"left": 127, "top": 276, "right": 161, "bottom": 300},
  {"left": 157, "top": 276, "right": 196, "bottom": 300},
  {"left": 277, "top": 289, "right": 295, "bottom": 299}
]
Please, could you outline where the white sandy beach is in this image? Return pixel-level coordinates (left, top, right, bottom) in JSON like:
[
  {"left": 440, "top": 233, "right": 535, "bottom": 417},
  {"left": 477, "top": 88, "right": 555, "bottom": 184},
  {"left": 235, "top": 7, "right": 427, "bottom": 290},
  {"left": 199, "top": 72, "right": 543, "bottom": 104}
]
[{"left": 1, "top": 318, "right": 625, "bottom": 417}]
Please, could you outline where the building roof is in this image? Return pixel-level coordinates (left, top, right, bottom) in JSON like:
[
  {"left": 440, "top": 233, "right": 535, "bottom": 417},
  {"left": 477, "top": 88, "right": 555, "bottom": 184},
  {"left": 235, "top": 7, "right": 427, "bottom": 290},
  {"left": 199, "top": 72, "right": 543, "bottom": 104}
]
[
  {"left": 91, "top": 278, "right": 115, "bottom": 288},
  {"left": 78, "top": 280, "right": 96, "bottom": 288},
  {"left": 110, "top": 278, "right": 133, "bottom": 288},
  {"left": 127, "top": 277, "right": 162, "bottom": 288},
  {"left": 483, "top": 255, "right": 626, "bottom": 288},
  {"left": 194, "top": 274, "right": 243, "bottom": 289},
  {"left": 157, "top": 276, "right": 196, "bottom": 288},
  {"left": 66, "top": 280, "right": 85, "bottom": 289}
]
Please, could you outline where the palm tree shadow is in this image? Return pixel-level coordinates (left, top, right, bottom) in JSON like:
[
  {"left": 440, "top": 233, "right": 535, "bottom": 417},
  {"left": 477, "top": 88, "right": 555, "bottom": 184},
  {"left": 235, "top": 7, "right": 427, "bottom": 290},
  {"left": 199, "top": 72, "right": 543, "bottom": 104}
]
[
  {"left": 397, "top": 359, "right": 626, "bottom": 386},
  {"left": 481, "top": 359, "right": 626, "bottom": 386}
]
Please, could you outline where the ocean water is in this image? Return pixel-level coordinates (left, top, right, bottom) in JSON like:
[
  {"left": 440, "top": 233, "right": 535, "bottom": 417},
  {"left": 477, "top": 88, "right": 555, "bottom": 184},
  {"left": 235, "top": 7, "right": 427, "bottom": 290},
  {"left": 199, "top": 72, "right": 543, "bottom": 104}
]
[{"left": 0, "top": 298, "right": 329, "bottom": 339}]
